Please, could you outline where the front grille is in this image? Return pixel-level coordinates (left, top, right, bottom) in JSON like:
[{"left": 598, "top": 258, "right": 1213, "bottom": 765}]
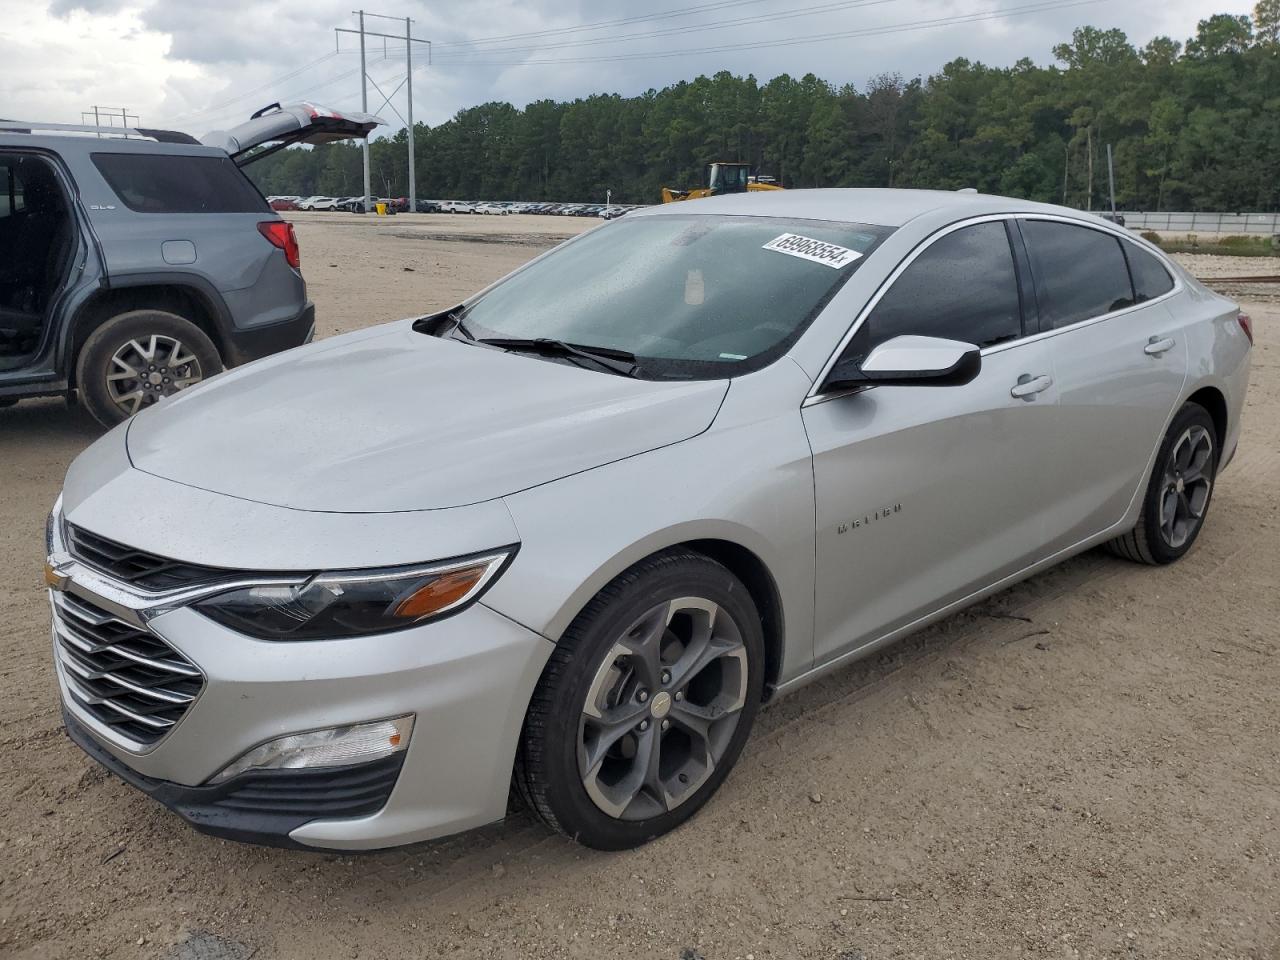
[
  {"left": 66, "top": 524, "right": 234, "bottom": 592},
  {"left": 53, "top": 591, "right": 204, "bottom": 745}
]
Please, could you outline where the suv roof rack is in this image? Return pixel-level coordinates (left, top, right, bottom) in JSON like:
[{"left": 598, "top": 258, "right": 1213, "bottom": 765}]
[{"left": 0, "top": 120, "right": 200, "bottom": 145}]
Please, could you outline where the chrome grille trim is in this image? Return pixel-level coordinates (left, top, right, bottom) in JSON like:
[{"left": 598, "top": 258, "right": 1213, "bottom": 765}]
[
  {"left": 65, "top": 523, "right": 240, "bottom": 592},
  {"left": 51, "top": 590, "right": 204, "bottom": 746}
]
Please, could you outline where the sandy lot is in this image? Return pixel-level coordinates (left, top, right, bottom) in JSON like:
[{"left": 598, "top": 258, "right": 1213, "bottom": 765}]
[{"left": 1, "top": 215, "right": 1277, "bottom": 960}]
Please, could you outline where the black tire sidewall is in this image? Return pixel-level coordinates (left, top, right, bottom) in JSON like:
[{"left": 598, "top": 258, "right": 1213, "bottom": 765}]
[
  {"left": 75, "top": 310, "right": 222, "bottom": 427},
  {"left": 1140, "top": 403, "right": 1219, "bottom": 564},
  {"left": 532, "top": 555, "right": 765, "bottom": 850}
]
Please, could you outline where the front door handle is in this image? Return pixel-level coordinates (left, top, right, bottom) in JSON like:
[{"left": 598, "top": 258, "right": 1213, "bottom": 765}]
[
  {"left": 1145, "top": 335, "right": 1176, "bottom": 356},
  {"left": 1011, "top": 373, "right": 1053, "bottom": 400}
]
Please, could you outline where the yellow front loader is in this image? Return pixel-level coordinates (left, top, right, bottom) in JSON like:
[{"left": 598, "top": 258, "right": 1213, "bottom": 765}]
[{"left": 661, "top": 162, "right": 783, "bottom": 203}]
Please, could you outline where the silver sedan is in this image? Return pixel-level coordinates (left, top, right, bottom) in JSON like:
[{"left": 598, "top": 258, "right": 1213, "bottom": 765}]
[{"left": 46, "top": 189, "right": 1251, "bottom": 851}]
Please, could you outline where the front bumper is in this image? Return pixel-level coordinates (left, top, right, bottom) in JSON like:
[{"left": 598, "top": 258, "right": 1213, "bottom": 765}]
[
  {"left": 54, "top": 578, "right": 553, "bottom": 851},
  {"left": 64, "top": 709, "right": 406, "bottom": 849}
]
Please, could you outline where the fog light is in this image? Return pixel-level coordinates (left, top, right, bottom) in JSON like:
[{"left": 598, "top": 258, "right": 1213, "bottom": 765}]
[{"left": 210, "top": 715, "right": 413, "bottom": 784}]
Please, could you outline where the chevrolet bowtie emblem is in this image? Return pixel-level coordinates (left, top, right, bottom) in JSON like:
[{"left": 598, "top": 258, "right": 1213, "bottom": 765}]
[{"left": 44, "top": 558, "right": 72, "bottom": 592}]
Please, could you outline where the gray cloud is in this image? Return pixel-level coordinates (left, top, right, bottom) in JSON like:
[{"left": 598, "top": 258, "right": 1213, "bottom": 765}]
[{"left": 11, "top": 0, "right": 1256, "bottom": 133}]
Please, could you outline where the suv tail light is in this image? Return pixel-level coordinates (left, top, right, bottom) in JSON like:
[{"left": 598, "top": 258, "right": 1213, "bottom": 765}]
[
  {"left": 1238, "top": 312, "right": 1254, "bottom": 346},
  {"left": 258, "top": 221, "right": 300, "bottom": 270}
]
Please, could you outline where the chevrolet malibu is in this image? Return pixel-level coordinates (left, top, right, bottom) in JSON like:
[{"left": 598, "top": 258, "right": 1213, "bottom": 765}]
[{"left": 46, "top": 189, "right": 1251, "bottom": 851}]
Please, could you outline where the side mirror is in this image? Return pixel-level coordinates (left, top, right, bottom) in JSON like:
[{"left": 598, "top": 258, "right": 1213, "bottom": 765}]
[{"left": 823, "top": 335, "right": 982, "bottom": 391}]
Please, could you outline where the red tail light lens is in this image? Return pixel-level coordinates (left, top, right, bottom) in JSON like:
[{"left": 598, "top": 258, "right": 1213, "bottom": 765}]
[
  {"left": 1238, "top": 312, "right": 1253, "bottom": 346},
  {"left": 258, "top": 221, "right": 300, "bottom": 270}
]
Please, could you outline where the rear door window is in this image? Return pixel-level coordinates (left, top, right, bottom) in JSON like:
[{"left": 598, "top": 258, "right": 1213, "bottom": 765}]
[
  {"left": 1020, "top": 220, "right": 1134, "bottom": 329},
  {"left": 1123, "top": 243, "right": 1176, "bottom": 302},
  {"left": 91, "top": 153, "right": 267, "bottom": 213},
  {"left": 859, "top": 220, "right": 1023, "bottom": 352}
]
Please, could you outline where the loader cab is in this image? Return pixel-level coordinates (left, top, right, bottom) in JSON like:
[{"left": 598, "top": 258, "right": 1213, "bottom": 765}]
[{"left": 706, "top": 162, "right": 752, "bottom": 196}]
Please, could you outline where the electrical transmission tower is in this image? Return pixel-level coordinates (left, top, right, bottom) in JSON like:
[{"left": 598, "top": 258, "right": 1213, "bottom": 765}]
[{"left": 336, "top": 11, "right": 431, "bottom": 213}]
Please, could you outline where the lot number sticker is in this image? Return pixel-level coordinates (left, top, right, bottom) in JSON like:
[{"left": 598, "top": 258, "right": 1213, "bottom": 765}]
[{"left": 762, "top": 233, "right": 862, "bottom": 269}]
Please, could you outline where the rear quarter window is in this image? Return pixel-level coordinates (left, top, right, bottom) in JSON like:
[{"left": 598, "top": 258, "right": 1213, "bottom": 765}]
[
  {"left": 91, "top": 153, "right": 268, "bottom": 214},
  {"left": 1123, "top": 243, "right": 1176, "bottom": 302}
]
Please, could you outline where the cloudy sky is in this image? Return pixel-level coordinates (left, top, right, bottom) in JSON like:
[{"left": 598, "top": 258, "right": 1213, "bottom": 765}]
[{"left": 0, "top": 0, "right": 1249, "bottom": 137}]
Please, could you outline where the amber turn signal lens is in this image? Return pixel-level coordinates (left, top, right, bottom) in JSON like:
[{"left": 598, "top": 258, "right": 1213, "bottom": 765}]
[{"left": 393, "top": 565, "right": 489, "bottom": 620}]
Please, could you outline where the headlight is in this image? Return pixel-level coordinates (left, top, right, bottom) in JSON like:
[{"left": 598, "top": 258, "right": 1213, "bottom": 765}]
[
  {"left": 194, "top": 548, "right": 514, "bottom": 641},
  {"left": 210, "top": 716, "right": 413, "bottom": 783}
]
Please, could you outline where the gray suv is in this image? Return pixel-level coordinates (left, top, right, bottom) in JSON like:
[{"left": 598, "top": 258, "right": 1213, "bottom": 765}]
[{"left": 0, "top": 103, "right": 379, "bottom": 425}]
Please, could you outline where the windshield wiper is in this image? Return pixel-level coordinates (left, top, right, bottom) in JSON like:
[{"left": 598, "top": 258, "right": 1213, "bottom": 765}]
[{"left": 477, "top": 337, "right": 640, "bottom": 377}]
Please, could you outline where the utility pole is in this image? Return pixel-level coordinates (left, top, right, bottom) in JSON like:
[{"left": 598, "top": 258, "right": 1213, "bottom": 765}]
[
  {"left": 405, "top": 16, "right": 415, "bottom": 213},
  {"left": 1106, "top": 143, "right": 1117, "bottom": 217},
  {"left": 336, "top": 13, "right": 430, "bottom": 213},
  {"left": 358, "top": 10, "right": 371, "bottom": 212}
]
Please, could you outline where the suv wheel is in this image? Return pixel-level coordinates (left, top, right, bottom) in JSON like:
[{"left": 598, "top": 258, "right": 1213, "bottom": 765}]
[
  {"left": 1106, "top": 401, "right": 1219, "bottom": 565},
  {"left": 76, "top": 310, "right": 222, "bottom": 427},
  {"left": 515, "top": 550, "right": 764, "bottom": 849}
]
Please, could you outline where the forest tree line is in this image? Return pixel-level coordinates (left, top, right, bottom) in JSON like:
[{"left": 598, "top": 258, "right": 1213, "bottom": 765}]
[{"left": 246, "top": 9, "right": 1280, "bottom": 211}]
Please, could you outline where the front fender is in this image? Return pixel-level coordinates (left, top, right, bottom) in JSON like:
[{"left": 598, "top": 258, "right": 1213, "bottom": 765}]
[{"left": 483, "top": 363, "right": 818, "bottom": 686}]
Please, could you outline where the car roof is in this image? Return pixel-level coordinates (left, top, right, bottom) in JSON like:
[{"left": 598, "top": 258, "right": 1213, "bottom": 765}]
[
  {"left": 0, "top": 131, "right": 228, "bottom": 159},
  {"left": 630, "top": 187, "right": 1092, "bottom": 229}
]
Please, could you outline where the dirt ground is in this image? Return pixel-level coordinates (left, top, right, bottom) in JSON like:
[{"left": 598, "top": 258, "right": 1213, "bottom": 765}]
[{"left": 2, "top": 214, "right": 1277, "bottom": 960}]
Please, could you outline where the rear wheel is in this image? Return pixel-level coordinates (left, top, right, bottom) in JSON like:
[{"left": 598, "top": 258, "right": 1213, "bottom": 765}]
[
  {"left": 76, "top": 310, "right": 221, "bottom": 427},
  {"left": 516, "top": 550, "right": 764, "bottom": 850},
  {"left": 1107, "top": 402, "right": 1218, "bottom": 565}
]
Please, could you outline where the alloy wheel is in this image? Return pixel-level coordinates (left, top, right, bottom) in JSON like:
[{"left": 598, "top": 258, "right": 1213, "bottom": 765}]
[
  {"left": 578, "top": 597, "right": 749, "bottom": 821},
  {"left": 106, "top": 335, "right": 204, "bottom": 417},
  {"left": 1159, "top": 424, "right": 1213, "bottom": 549}
]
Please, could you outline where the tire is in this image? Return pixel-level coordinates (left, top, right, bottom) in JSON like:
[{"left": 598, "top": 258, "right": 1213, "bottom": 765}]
[
  {"left": 76, "top": 310, "right": 222, "bottom": 427},
  {"left": 515, "top": 549, "right": 765, "bottom": 850},
  {"left": 1106, "top": 401, "right": 1219, "bottom": 565}
]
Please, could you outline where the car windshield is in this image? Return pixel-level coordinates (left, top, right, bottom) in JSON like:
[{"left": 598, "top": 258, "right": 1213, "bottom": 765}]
[{"left": 452, "top": 214, "right": 892, "bottom": 379}]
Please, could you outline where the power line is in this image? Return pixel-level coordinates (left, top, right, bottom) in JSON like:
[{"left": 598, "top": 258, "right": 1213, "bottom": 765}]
[
  {"left": 162, "top": 52, "right": 340, "bottom": 127},
  {"left": 176, "top": 63, "right": 370, "bottom": 133},
  {"left": 430, "top": 0, "right": 1105, "bottom": 67},
  {"left": 433, "top": 0, "right": 779, "bottom": 48},
  {"left": 431, "top": 0, "right": 899, "bottom": 61}
]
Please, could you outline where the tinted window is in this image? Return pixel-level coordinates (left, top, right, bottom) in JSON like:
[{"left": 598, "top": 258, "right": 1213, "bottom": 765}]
[
  {"left": 91, "top": 153, "right": 267, "bottom": 214},
  {"left": 1021, "top": 220, "right": 1134, "bottom": 329},
  {"left": 860, "top": 221, "right": 1022, "bottom": 351},
  {"left": 1124, "top": 243, "right": 1175, "bottom": 302}
]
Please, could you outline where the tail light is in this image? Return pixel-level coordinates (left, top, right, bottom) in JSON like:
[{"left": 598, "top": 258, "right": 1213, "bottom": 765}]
[
  {"left": 258, "top": 221, "right": 300, "bottom": 270},
  {"left": 1238, "top": 312, "right": 1253, "bottom": 346}
]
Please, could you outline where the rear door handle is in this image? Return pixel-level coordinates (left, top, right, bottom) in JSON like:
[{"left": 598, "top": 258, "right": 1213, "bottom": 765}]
[
  {"left": 1145, "top": 336, "right": 1176, "bottom": 356},
  {"left": 1011, "top": 374, "right": 1053, "bottom": 400}
]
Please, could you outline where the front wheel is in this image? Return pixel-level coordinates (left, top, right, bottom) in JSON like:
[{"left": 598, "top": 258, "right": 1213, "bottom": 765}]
[
  {"left": 76, "top": 310, "right": 222, "bottom": 427},
  {"left": 1107, "top": 401, "right": 1219, "bottom": 565},
  {"left": 515, "top": 550, "right": 764, "bottom": 850}
]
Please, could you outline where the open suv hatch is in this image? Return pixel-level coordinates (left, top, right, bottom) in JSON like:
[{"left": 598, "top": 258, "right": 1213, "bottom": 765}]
[{"left": 0, "top": 102, "right": 381, "bottom": 426}]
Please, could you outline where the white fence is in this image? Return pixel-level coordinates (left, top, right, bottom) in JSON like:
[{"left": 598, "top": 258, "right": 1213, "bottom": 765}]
[{"left": 1118, "top": 211, "right": 1280, "bottom": 235}]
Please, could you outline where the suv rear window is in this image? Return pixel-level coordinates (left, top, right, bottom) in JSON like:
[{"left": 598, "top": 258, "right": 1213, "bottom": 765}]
[{"left": 91, "top": 153, "right": 267, "bottom": 214}]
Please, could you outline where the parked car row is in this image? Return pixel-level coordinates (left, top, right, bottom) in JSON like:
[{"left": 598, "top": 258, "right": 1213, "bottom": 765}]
[
  {"left": 416, "top": 200, "right": 643, "bottom": 219},
  {"left": 269, "top": 195, "right": 410, "bottom": 213},
  {"left": 270, "top": 195, "right": 642, "bottom": 219}
]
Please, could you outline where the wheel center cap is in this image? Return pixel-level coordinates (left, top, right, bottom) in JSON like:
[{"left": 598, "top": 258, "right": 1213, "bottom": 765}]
[
  {"left": 1175, "top": 475, "right": 1185, "bottom": 493},
  {"left": 147, "top": 371, "right": 163, "bottom": 385},
  {"left": 649, "top": 691, "right": 672, "bottom": 719}
]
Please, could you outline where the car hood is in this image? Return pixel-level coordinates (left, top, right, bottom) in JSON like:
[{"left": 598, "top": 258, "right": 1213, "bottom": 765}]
[{"left": 125, "top": 321, "right": 728, "bottom": 513}]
